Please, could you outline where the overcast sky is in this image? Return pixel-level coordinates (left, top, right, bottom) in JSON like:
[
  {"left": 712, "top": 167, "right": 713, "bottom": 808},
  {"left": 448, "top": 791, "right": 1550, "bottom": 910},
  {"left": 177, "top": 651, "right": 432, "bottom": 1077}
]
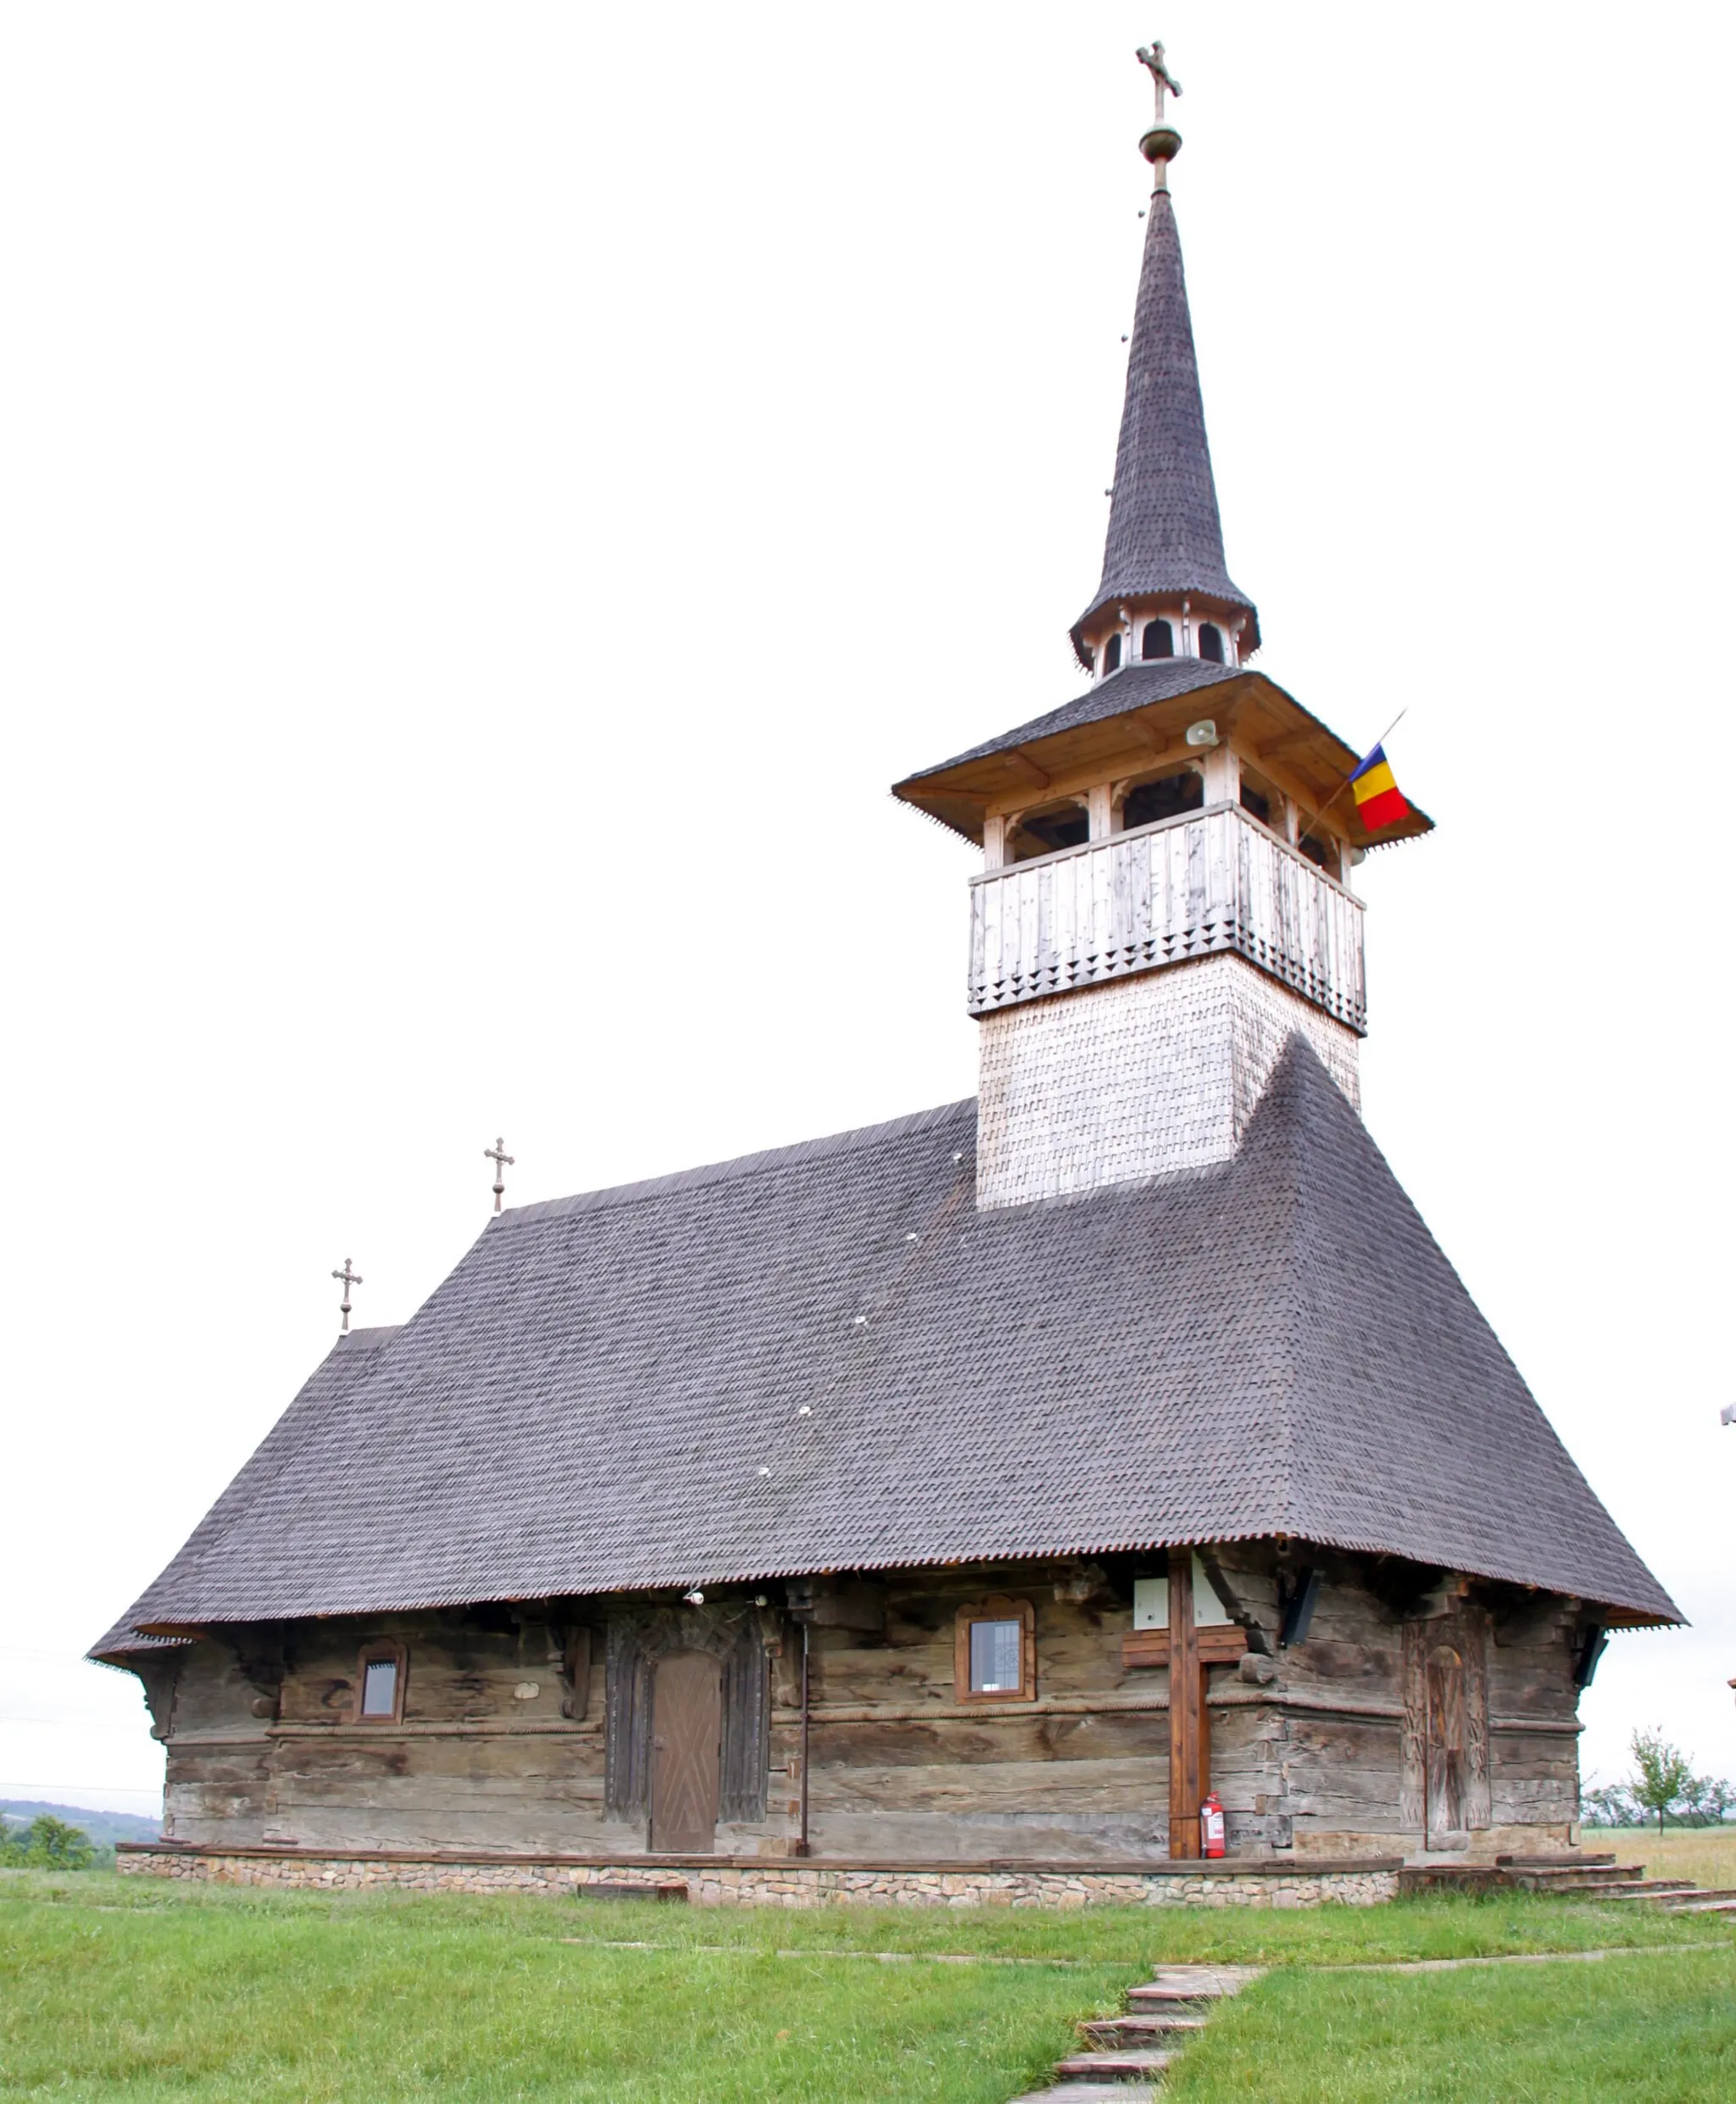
[{"left": 3, "top": 4, "right": 1731, "bottom": 1821}]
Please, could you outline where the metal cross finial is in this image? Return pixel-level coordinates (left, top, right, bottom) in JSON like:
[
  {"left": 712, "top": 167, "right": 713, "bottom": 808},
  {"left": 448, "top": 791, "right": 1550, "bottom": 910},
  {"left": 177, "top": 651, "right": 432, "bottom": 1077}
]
[
  {"left": 1137, "top": 38, "right": 1182, "bottom": 120},
  {"left": 484, "top": 1136, "right": 515, "bottom": 1213},
  {"left": 331, "top": 1257, "right": 363, "bottom": 1334}
]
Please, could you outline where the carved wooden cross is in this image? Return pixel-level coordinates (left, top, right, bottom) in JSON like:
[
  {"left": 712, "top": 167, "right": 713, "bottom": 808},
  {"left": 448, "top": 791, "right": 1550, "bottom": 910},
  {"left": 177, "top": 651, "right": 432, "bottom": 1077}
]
[
  {"left": 1137, "top": 39, "right": 1182, "bottom": 120},
  {"left": 1167, "top": 1547, "right": 1205, "bottom": 1857},
  {"left": 484, "top": 1136, "right": 515, "bottom": 1213},
  {"left": 331, "top": 1256, "right": 363, "bottom": 1333}
]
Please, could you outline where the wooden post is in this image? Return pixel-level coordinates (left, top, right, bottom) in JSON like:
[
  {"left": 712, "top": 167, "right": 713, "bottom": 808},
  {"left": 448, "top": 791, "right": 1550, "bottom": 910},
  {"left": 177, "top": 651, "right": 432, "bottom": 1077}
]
[{"left": 1167, "top": 1547, "right": 1205, "bottom": 1858}]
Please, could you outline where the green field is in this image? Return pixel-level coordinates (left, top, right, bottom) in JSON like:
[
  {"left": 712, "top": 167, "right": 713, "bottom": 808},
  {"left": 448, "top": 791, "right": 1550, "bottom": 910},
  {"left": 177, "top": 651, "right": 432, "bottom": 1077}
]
[{"left": 2, "top": 1869, "right": 1733, "bottom": 2101}]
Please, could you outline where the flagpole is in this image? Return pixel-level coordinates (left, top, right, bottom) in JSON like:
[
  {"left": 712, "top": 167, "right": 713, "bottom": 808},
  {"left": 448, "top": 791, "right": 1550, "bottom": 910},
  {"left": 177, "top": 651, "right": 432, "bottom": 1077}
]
[{"left": 1300, "top": 706, "right": 1409, "bottom": 837}]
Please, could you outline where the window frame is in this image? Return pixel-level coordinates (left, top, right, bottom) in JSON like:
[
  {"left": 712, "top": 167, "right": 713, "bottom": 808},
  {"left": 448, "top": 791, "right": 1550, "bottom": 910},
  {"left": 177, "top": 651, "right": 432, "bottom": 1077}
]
[
  {"left": 954, "top": 1595, "right": 1037, "bottom": 1704},
  {"left": 352, "top": 1639, "right": 409, "bottom": 1725}
]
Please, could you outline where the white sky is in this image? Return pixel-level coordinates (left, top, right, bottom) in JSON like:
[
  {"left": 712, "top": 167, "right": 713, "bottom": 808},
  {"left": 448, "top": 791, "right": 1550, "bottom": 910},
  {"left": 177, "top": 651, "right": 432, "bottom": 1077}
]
[{"left": 2, "top": 4, "right": 1731, "bottom": 1822}]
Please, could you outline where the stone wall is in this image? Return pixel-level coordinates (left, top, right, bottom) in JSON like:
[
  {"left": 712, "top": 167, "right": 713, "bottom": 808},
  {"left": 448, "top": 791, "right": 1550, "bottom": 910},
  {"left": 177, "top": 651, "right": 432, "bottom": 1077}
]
[
  {"left": 976, "top": 954, "right": 1360, "bottom": 1208},
  {"left": 117, "top": 1845, "right": 1399, "bottom": 1910}
]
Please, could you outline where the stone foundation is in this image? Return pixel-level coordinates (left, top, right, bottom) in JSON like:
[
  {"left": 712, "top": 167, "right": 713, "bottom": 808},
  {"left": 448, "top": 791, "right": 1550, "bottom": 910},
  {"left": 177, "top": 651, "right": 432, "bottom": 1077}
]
[{"left": 117, "top": 1845, "right": 1398, "bottom": 1910}]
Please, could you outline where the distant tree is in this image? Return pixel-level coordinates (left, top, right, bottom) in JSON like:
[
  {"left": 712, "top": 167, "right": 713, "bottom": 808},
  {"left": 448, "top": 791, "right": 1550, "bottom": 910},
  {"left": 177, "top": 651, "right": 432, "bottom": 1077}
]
[
  {"left": 0, "top": 1814, "right": 96, "bottom": 1869},
  {"left": 1678, "top": 1773, "right": 1736, "bottom": 1828},
  {"left": 1581, "top": 1780, "right": 1644, "bottom": 1828},
  {"left": 1628, "top": 1728, "right": 1699, "bottom": 1837}
]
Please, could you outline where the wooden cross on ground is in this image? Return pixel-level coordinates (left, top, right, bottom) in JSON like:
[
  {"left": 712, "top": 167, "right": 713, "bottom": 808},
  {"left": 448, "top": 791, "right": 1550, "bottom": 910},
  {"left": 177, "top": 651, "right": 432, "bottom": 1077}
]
[
  {"left": 485, "top": 1136, "right": 515, "bottom": 1213},
  {"left": 331, "top": 1256, "right": 363, "bottom": 1334}
]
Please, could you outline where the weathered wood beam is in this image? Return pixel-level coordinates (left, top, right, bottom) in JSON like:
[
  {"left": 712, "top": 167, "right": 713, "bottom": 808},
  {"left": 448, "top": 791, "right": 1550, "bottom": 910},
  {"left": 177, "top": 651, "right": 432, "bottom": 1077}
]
[
  {"left": 1167, "top": 1546, "right": 1204, "bottom": 1859},
  {"left": 1121, "top": 1626, "right": 1248, "bottom": 1670}
]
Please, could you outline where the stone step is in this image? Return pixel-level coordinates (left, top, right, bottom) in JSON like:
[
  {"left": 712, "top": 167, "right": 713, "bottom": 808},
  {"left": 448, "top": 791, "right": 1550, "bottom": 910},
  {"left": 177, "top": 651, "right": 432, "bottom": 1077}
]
[
  {"left": 1655, "top": 1887, "right": 1736, "bottom": 1905},
  {"left": 1145, "top": 1963, "right": 1264, "bottom": 1995},
  {"left": 1053, "top": 2050, "right": 1175, "bottom": 2080},
  {"left": 1652, "top": 1895, "right": 1736, "bottom": 1915},
  {"left": 1006, "top": 2087, "right": 1157, "bottom": 2104},
  {"left": 1079, "top": 2012, "right": 1208, "bottom": 2047},
  {"left": 1126, "top": 1983, "right": 1217, "bottom": 2007}
]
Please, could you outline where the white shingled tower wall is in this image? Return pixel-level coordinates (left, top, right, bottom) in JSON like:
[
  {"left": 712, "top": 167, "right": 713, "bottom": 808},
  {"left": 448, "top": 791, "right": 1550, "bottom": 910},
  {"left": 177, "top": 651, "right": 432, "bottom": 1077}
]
[{"left": 975, "top": 952, "right": 1360, "bottom": 1208}]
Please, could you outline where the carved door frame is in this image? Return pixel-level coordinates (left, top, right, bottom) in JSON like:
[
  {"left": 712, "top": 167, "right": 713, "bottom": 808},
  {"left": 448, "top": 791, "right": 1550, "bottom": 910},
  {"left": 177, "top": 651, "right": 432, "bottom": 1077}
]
[
  {"left": 605, "top": 1604, "right": 775, "bottom": 1842},
  {"left": 1401, "top": 1606, "right": 1490, "bottom": 1850}
]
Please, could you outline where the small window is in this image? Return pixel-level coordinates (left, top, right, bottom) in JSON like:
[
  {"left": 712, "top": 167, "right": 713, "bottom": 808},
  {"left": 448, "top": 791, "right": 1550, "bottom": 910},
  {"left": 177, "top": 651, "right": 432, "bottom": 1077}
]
[
  {"left": 955, "top": 1595, "right": 1035, "bottom": 1703},
  {"left": 1122, "top": 769, "right": 1204, "bottom": 832},
  {"left": 1142, "top": 618, "right": 1174, "bottom": 660},
  {"left": 353, "top": 1642, "right": 407, "bottom": 1723},
  {"left": 1299, "top": 833, "right": 1331, "bottom": 871},
  {"left": 1197, "top": 621, "right": 1224, "bottom": 663},
  {"left": 1239, "top": 783, "right": 1270, "bottom": 826},
  {"left": 1103, "top": 632, "right": 1122, "bottom": 673}
]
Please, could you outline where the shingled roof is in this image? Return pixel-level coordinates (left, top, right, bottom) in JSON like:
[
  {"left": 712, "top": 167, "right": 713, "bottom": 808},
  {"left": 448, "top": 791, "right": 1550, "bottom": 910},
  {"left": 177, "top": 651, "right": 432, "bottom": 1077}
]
[
  {"left": 92, "top": 1041, "right": 1676, "bottom": 1656},
  {"left": 1072, "top": 186, "right": 1258, "bottom": 664}
]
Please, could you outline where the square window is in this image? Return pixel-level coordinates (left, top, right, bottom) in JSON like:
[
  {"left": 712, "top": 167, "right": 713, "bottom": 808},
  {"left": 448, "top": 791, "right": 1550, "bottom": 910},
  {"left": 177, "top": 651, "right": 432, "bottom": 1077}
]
[
  {"left": 360, "top": 1656, "right": 399, "bottom": 1718},
  {"left": 969, "top": 1618, "right": 1022, "bottom": 1694},
  {"left": 955, "top": 1597, "right": 1034, "bottom": 1702}
]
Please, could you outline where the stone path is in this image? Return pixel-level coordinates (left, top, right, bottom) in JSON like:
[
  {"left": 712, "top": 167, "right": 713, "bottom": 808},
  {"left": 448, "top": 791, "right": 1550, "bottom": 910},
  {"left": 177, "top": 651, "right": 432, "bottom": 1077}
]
[{"left": 1005, "top": 1962, "right": 1264, "bottom": 2102}]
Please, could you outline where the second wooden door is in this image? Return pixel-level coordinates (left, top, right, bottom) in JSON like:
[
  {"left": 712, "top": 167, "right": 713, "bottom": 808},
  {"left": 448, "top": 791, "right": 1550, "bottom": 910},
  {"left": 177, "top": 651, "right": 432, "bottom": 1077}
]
[{"left": 649, "top": 1649, "right": 721, "bottom": 1854}]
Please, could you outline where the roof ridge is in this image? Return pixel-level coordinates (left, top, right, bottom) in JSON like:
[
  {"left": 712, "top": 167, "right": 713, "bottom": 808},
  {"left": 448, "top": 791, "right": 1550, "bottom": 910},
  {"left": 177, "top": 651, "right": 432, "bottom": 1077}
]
[{"left": 498, "top": 1099, "right": 976, "bottom": 1227}]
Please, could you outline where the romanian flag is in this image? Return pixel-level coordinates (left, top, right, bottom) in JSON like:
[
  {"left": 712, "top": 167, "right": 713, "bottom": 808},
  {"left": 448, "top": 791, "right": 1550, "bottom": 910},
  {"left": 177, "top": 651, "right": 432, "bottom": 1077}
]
[{"left": 1349, "top": 743, "right": 1410, "bottom": 833}]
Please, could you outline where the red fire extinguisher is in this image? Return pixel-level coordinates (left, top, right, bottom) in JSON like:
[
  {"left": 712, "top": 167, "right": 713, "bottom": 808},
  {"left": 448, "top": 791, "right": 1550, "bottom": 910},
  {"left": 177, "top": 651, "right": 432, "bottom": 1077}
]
[{"left": 1200, "top": 1792, "right": 1227, "bottom": 1858}]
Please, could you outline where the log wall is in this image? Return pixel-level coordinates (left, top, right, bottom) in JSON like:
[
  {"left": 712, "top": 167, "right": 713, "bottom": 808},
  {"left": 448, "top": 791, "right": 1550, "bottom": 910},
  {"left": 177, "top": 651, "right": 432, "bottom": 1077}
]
[{"left": 147, "top": 1550, "right": 1588, "bottom": 1863}]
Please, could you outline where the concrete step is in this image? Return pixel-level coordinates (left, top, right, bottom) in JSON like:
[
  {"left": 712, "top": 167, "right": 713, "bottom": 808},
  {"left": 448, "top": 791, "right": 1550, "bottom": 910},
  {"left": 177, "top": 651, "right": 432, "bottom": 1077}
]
[
  {"left": 1652, "top": 1895, "right": 1736, "bottom": 1915},
  {"left": 1006, "top": 2088, "right": 1157, "bottom": 2104},
  {"left": 1079, "top": 2013, "right": 1208, "bottom": 2047},
  {"left": 1489, "top": 1860, "right": 1616, "bottom": 1876},
  {"left": 1655, "top": 1887, "right": 1736, "bottom": 1905},
  {"left": 1576, "top": 1879, "right": 1698, "bottom": 1898},
  {"left": 1503, "top": 1863, "right": 1646, "bottom": 1888},
  {"left": 1053, "top": 2050, "right": 1175, "bottom": 2080}
]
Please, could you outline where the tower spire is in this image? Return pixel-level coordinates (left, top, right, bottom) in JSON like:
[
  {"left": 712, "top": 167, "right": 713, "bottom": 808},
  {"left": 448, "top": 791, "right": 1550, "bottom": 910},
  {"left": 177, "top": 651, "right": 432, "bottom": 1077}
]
[{"left": 1071, "top": 42, "right": 1258, "bottom": 671}]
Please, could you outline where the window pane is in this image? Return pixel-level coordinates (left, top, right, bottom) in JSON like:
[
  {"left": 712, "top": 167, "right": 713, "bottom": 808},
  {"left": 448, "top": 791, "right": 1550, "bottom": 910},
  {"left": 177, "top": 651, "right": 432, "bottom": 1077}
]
[
  {"left": 970, "top": 1618, "right": 1022, "bottom": 1694},
  {"left": 361, "top": 1657, "right": 398, "bottom": 1717}
]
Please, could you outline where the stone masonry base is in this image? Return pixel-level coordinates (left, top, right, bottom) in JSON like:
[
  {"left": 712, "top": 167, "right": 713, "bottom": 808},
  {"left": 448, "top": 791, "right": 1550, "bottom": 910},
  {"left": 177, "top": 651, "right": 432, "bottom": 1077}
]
[{"left": 117, "top": 1845, "right": 1399, "bottom": 1909}]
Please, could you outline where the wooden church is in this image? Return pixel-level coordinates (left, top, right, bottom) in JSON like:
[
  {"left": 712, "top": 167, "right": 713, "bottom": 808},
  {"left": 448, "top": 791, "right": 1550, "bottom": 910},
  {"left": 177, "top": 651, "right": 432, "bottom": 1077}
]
[{"left": 95, "top": 50, "right": 1677, "bottom": 1901}]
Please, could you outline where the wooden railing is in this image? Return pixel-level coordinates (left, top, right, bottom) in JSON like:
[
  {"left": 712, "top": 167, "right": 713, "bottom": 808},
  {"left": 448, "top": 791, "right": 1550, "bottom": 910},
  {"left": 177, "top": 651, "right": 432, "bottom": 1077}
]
[{"left": 967, "top": 802, "right": 1366, "bottom": 1031}]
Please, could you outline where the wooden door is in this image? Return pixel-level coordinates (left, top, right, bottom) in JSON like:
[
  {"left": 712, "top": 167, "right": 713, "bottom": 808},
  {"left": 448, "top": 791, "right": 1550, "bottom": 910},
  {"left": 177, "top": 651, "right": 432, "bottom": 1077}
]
[
  {"left": 649, "top": 1650, "right": 721, "bottom": 1854},
  {"left": 1425, "top": 1644, "right": 1467, "bottom": 1847}
]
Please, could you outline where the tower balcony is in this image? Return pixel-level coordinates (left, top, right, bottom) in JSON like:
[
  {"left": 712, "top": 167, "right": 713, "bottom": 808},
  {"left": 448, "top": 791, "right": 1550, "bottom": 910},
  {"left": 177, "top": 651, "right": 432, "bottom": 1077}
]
[{"left": 967, "top": 801, "right": 1366, "bottom": 1032}]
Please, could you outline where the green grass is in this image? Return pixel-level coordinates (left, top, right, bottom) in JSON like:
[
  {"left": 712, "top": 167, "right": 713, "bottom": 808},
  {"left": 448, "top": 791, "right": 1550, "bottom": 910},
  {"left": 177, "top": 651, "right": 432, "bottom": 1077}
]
[
  {"left": 1170, "top": 1947, "right": 1736, "bottom": 2101},
  {"left": 2, "top": 1871, "right": 1733, "bottom": 2100}
]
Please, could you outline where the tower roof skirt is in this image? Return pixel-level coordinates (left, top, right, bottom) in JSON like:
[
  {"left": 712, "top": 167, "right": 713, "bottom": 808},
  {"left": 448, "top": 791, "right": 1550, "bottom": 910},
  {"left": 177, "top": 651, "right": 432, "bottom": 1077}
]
[{"left": 1072, "top": 180, "right": 1258, "bottom": 665}]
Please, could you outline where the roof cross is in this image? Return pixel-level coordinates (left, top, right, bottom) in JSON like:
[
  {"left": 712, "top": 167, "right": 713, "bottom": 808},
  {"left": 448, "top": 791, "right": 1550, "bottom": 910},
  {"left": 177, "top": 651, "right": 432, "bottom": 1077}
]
[
  {"left": 1136, "top": 38, "right": 1182, "bottom": 120},
  {"left": 485, "top": 1136, "right": 515, "bottom": 1213},
  {"left": 331, "top": 1256, "right": 363, "bottom": 1334}
]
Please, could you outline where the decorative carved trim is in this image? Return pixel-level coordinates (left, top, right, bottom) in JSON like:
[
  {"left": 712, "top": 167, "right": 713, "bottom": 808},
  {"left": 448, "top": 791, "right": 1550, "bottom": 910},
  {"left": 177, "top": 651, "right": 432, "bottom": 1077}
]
[
  {"left": 605, "top": 1606, "right": 773, "bottom": 1825},
  {"left": 954, "top": 1595, "right": 1037, "bottom": 1704}
]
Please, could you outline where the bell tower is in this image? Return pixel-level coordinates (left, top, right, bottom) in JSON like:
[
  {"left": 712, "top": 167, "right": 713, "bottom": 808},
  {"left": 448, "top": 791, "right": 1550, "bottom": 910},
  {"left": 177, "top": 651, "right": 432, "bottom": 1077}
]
[{"left": 893, "top": 45, "right": 1432, "bottom": 1210}]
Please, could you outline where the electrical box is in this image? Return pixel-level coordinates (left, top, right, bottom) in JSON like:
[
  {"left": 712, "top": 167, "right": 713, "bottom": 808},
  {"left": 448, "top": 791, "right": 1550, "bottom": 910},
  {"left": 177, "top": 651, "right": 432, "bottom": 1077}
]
[{"left": 1132, "top": 1557, "right": 1234, "bottom": 1630}]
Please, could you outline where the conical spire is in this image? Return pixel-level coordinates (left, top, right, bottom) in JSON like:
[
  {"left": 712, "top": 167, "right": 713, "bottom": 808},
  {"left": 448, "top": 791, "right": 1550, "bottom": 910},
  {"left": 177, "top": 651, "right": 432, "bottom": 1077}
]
[{"left": 1071, "top": 49, "right": 1258, "bottom": 667}]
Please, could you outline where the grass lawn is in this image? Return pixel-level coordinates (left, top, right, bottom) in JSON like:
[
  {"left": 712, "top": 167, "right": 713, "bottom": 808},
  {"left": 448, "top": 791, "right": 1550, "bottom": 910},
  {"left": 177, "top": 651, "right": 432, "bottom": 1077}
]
[
  {"left": 1594, "top": 1824, "right": 1736, "bottom": 1893},
  {"left": 1171, "top": 1948, "right": 1736, "bottom": 2101},
  {"left": 2, "top": 1869, "right": 1733, "bottom": 2100}
]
